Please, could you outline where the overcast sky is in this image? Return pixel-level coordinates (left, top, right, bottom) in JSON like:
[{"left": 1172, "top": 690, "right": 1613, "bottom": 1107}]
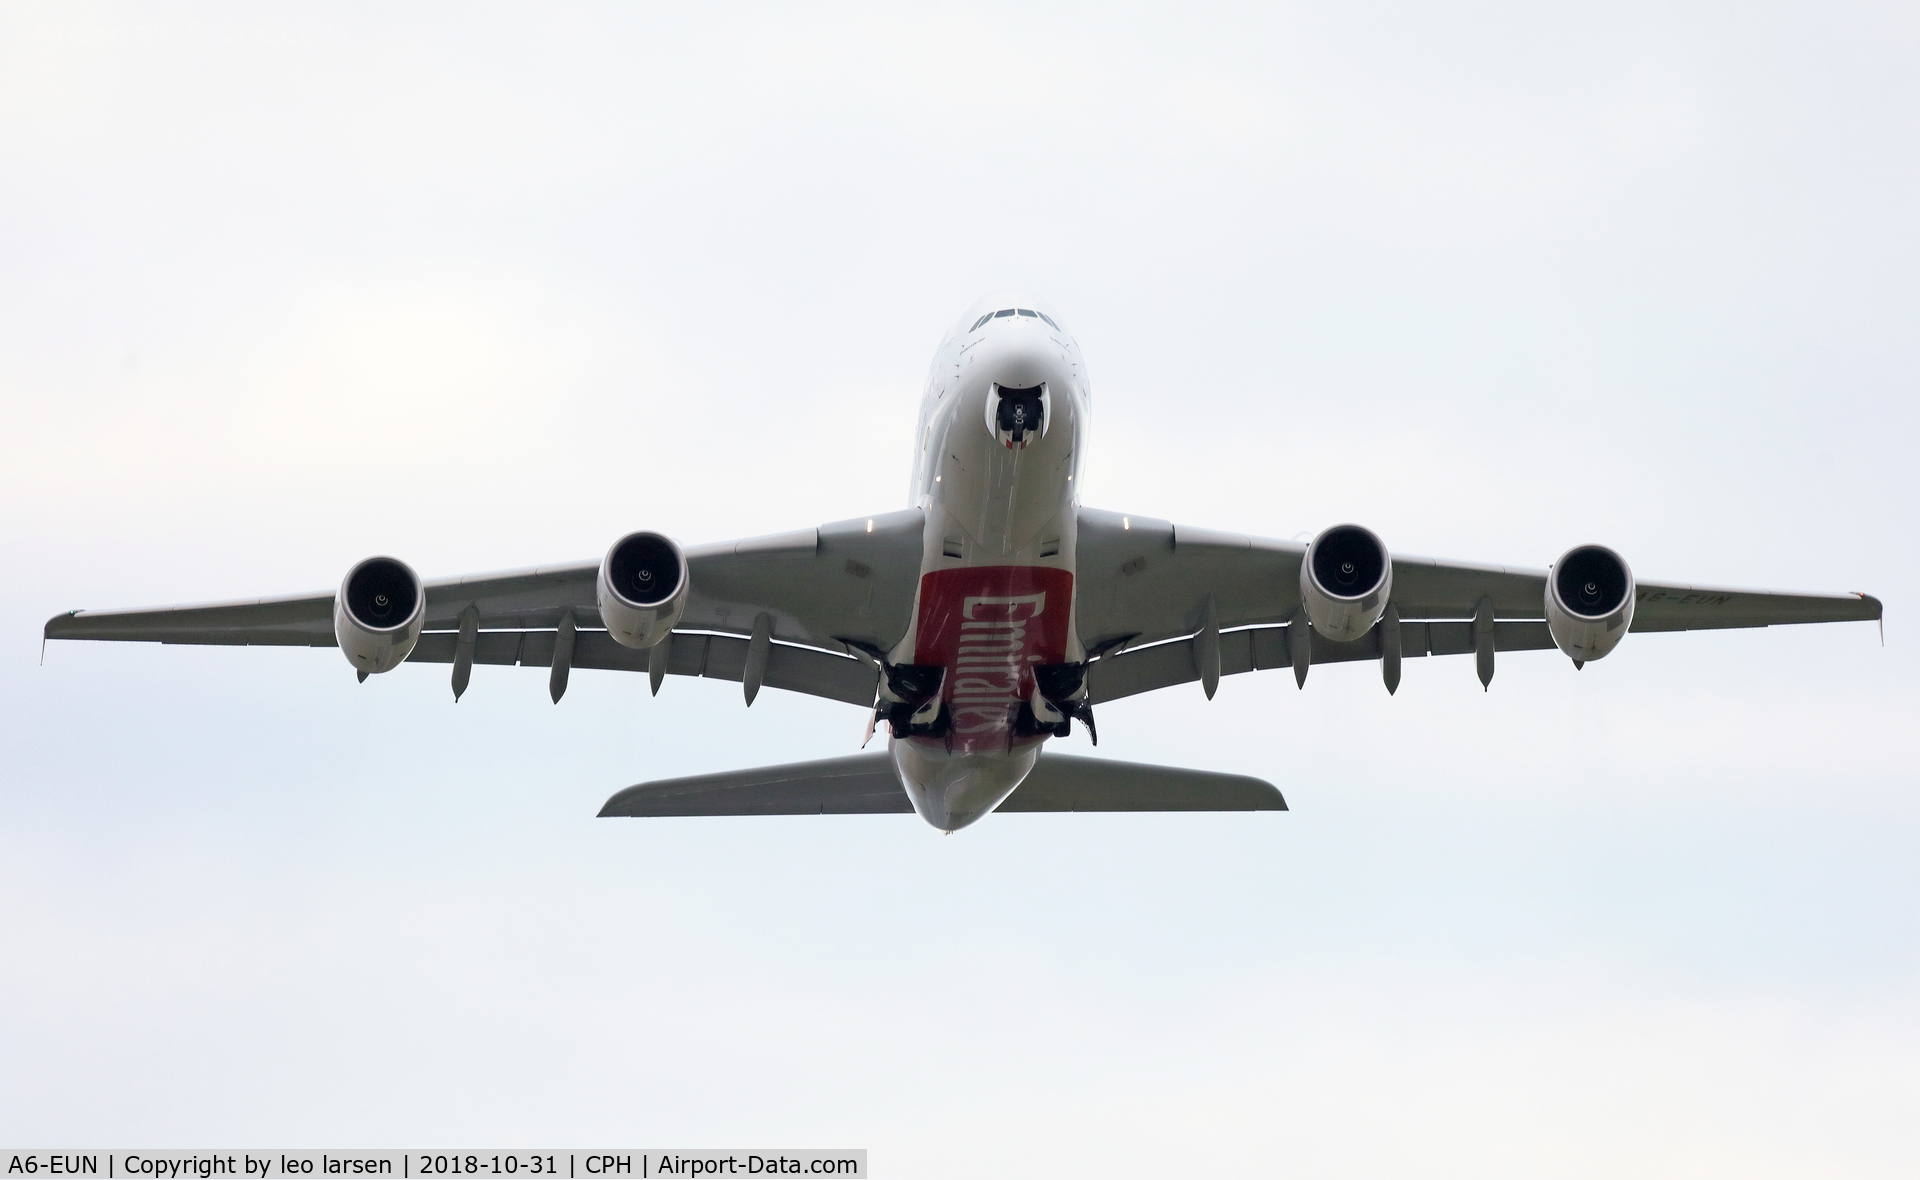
[{"left": 2, "top": 3, "right": 1915, "bottom": 1176}]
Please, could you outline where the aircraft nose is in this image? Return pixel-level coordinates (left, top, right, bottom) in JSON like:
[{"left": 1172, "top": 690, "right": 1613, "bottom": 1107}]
[{"left": 978, "top": 321, "right": 1063, "bottom": 390}]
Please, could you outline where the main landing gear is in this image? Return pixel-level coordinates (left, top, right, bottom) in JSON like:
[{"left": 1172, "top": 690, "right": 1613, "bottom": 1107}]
[{"left": 870, "top": 661, "right": 1096, "bottom": 746}]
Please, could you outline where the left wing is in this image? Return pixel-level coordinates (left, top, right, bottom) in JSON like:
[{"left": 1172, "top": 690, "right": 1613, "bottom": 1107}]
[
  {"left": 43, "top": 510, "right": 927, "bottom": 707},
  {"left": 1076, "top": 505, "right": 1882, "bottom": 703}
]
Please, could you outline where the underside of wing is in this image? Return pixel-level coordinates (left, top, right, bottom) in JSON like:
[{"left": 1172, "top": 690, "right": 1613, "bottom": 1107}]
[
  {"left": 43, "top": 591, "right": 339, "bottom": 646},
  {"left": 598, "top": 751, "right": 1285, "bottom": 817},
  {"left": 44, "top": 510, "right": 925, "bottom": 709},
  {"left": 1077, "top": 503, "right": 1882, "bottom": 703},
  {"left": 1629, "top": 581, "right": 1882, "bottom": 630},
  {"left": 1072, "top": 506, "right": 1306, "bottom": 651},
  {"left": 679, "top": 509, "right": 922, "bottom": 656}
]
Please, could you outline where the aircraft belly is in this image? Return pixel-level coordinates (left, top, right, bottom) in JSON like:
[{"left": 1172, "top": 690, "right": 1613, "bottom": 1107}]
[
  {"left": 887, "top": 323, "right": 1087, "bottom": 827},
  {"left": 912, "top": 564, "right": 1073, "bottom": 752}
]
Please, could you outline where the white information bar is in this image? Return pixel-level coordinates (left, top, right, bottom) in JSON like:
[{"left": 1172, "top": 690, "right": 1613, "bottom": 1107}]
[{"left": 2, "top": 1153, "right": 866, "bottom": 1180}]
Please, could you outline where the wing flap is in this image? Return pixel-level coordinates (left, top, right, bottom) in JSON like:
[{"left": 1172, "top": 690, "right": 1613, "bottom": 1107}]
[
  {"left": 407, "top": 631, "right": 529, "bottom": 667},
  {"left": 403, "top": 629, "right": 880, "bottom": 706},
  {"left": 1087, "top": 621, "right": 1559, "bottom": 704}
]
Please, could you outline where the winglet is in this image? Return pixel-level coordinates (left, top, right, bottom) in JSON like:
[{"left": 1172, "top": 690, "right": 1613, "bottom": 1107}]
[
  {"left": 42, "top": 610, "right": 81, "bottom": 661},
  {"left": 1858, "top": 593, "right": 1884, "bottom": 645}
]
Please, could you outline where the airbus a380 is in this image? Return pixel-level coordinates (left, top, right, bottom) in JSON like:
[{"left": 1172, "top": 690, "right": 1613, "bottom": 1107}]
[{"left": 46, "top": 293, "right": 1883, "bottom": 831}]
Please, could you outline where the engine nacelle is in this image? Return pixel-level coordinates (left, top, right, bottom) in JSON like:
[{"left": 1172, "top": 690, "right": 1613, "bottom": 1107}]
[
  {"left": 599, "top": 530, "right": 689, "bottom": 649},
  {"left": 1545, "top": 544, "right": 1635, "bottom": 662},
  {"left": 334, "top": 555, "right": 425, "bottom": 675},
  {"left": 1300, "top": 524, "right": 1392, "bottom": 642}
]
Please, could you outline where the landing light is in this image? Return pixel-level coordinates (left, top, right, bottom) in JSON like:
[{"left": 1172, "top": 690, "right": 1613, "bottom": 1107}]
[{"left": 866, "top": 518, "right": 874, "bottom": 533}]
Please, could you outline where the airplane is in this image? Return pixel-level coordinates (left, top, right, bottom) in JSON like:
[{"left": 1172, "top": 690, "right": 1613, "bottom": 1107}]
[{"left": 44, "top": 292, "right": 1883, "bottom": 832}]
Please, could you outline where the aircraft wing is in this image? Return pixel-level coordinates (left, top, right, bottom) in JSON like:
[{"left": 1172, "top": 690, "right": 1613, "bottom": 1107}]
[
  {"left": 1077, "top": 505, "right": 1883, "bottom": 703},
  {"left": 44, "top": 501, "right": 1881, "bottom": 709},
  {"left": 597, "top": 751, "right": 1284, "bottom": 816},
  {"left": 43, "top": 509, "right": 928, "bottom": 707}
]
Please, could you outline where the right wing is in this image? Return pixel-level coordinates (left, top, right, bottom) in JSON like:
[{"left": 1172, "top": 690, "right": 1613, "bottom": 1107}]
[
  {"left": 43, "top": 510, "right": 928, "bottom": 707},
  {"left": 597, "top": 751, "right": 1285, "bottom": 816},
  {"left": 1075, "top": 505, "right": 1882, "bottom": 703}
]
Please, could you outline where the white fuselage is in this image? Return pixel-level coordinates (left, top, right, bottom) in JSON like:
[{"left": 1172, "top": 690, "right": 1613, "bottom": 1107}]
[{"left": 886, "top": 294, "right": 1090, "bottom": 831}]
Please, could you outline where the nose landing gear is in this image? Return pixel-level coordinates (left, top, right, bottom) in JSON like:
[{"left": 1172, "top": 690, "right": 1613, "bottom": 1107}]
[{"left": 986, "top": 384, "right": 1049, "bottom": 449}]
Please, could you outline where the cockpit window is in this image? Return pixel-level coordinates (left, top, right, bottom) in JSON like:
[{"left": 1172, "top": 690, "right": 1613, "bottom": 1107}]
[{"left": 976, "top": 307, "right": 1063, "bottom": 331}]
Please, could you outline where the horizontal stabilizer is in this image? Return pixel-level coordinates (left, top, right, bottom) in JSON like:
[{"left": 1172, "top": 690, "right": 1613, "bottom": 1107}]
[
  {"left": 1002, "top": 754, "right": 1284, "bottom": 812},
  {"left": 599, "top": 753, "right": 910, "bottom": 817},
  {"left": 597, "top": 752, "right": 1285, "bottom": 817}
]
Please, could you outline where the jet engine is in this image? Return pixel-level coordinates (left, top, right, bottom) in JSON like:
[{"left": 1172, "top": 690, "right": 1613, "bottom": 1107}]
[
  {"left": 599, "top": 530, "right": 688, "bottom": 649},
  {"left": 1545, "top": 544, "right": 1635, "bottom": 662},
  {"left": 1299, "top": 524, "right": 1392, "bottom": 642},
  {"left": 334, "top": 555, "right": 425, "bottom": 675}
]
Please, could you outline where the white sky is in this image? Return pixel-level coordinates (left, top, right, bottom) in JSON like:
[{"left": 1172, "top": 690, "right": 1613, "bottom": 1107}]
[{"left": 2, "top": 3, "right": 1915, "bottom": 1176}]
